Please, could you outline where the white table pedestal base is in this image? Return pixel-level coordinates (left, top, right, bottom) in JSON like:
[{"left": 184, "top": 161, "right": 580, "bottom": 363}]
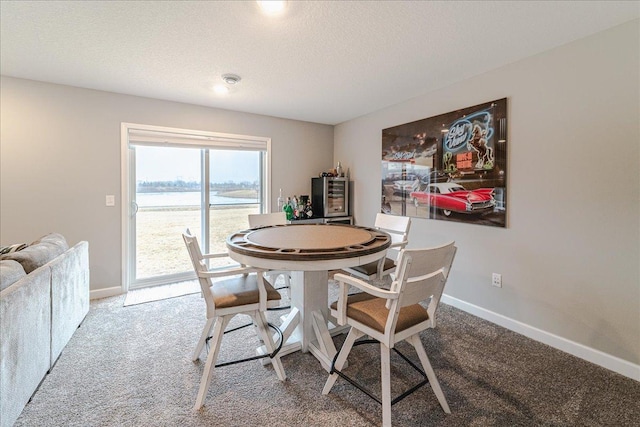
[{"left": 258, "top": 270, "right": 349, "bottom": 372}]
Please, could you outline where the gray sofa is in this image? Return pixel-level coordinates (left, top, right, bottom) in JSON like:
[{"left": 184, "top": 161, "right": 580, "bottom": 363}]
[{"left": 0, "top": 233, "right": 89, "bottom": 427}]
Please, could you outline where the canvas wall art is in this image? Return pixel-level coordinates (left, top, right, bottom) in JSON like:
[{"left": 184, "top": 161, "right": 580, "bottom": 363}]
[{"left": 381, "top": 98, "right": 507, "bottom": 227}]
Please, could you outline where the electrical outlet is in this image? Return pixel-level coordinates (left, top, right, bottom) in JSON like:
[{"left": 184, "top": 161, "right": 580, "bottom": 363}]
[{"left": 492, "top": 273, "right": 502, "bottom": 288}]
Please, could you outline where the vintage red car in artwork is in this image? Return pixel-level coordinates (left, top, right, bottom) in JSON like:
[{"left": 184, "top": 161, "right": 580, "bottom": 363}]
[{"left": 410, "top": 182, "right": 495, "bottom": 217}]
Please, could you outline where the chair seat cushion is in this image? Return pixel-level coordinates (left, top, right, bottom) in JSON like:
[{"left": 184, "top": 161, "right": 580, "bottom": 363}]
[
  {"left": 330, "top": 292, "right": 428, "bottom": 334},
  {"left": 349, "top": 257, "right": 395, "bottom": 277},
  {"left": 211, "top": 275, "right": 281, "bottom": 309}
]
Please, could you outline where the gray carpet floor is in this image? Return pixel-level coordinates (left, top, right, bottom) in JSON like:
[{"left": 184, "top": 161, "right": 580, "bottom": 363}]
[{"left": 15, "top": 280, "right": 640, "bottom": 427}]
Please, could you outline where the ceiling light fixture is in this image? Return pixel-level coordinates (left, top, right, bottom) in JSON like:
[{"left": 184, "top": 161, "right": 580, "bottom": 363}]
[
  {"left": 221, "top": 74, "right": 241, "bottom": 85},
  {"left": 257, "top": 0, "right": 287, "bottom": 15},
  {"left": 213, "top": 85, "right": 229, "bottom": 95}
]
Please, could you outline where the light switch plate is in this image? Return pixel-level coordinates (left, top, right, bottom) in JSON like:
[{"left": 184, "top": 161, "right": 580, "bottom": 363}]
[{"left": 105, "top": 195, "right": 115, "bottom": 207}]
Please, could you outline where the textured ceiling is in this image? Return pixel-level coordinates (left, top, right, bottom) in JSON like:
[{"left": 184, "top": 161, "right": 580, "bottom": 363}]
[{"left": 1, "top": 1, "right": 638, "bottom": 125}]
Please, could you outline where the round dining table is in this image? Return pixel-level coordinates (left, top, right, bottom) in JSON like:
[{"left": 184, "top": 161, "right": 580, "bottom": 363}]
[{"left": 227, "top": 223, "right": 391, "bottom": 371}]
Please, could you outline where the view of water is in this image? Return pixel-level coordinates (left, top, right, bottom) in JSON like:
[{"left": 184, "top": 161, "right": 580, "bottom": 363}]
[{"left": 136, "top": 191, "right": 257, "bottom": 207}]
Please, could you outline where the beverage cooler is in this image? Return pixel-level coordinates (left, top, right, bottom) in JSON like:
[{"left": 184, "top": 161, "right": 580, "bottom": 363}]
[{"left": 311, "top": 177, "right": 349, "bottom": 218}]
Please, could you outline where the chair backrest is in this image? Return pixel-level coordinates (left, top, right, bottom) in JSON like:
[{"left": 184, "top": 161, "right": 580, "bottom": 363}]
[
  {"left": 387, "top": 242, "right": 457, "bottom": 332},
  {"left": 374, "top": 213, "right": 411, "bottom": 249},
  {"left": 183, "top": 228, "right": 268, "bottom": 317},
  {"left": 182, "top": 229, "right": 212, "bottom": 291},
  {"left": 183, "top": 229, "right": 204, "bottom": 269},
  {"left": 248, "top": 212, "right": 287, "bottom": 228}
]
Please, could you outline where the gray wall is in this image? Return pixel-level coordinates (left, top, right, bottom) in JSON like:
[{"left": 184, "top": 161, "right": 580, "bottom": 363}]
[
  {"left": 0, "top": 78, "right": 334, "bottom": 291},
  {"left": 334, "top": 21, "right": 639, "bottom": 366}
]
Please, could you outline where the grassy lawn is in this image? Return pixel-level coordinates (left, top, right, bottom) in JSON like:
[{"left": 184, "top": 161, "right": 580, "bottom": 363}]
[{"left": 135, "top": 205, "right": 259, "bottom": 278}]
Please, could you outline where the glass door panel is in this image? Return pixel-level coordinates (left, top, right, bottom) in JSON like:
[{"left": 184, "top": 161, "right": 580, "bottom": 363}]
[
  {"left": 207, "top": 150, "right": 261, "bottom": 267},
  {"left": 326, "top": 178, "right": 348, "bottom": 216},
  {"left": 134, "top": 146, "right": 201, "bottom": 284}
]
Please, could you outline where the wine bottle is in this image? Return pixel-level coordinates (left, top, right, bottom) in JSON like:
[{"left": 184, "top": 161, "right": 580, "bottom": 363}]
[{"left": 277, "top": 188, "right": 284, "bottom": 212}]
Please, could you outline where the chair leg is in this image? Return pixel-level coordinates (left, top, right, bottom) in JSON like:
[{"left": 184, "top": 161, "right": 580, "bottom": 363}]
[
  {"left": 376, "top": 256, "right": 386, "bottom": 280},
  {"left": 253, "top": 311, "right": 286, "bottom": 381},
  {"left": 322, "top": 327, "right": 363, "bottom": 394},
  {"left": 282, "top": 274, "right": 291, "bottom": 300},
  {"left": 193, "top": 317, "right": 215, "bottom": 361},
  {"left": 279, "top": 271, "right": 292, "bottom": 295},
  {"left": 407, "top": 334, "right": 451, "bottom": 414},
  {"left": 194, "top": 316, "right": 230, "bottom": 410},
  {"left": 380, "top": 343, "right": 392, "bottom": 427}
]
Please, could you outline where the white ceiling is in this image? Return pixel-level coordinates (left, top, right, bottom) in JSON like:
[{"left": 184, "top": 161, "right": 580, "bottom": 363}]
[{"left": 1, "top": 1, "right": 638, "bottom": 125}]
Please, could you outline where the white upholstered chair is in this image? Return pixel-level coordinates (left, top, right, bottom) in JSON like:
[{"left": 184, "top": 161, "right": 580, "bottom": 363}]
[
  {"left": 182, "top": 229, "right": 286, "bottom": 410},
  {"left": 323, "top": 242, "right": 457, "bottom": 427},
  {"left": 342, "top": 213, "right": 411, "bottom": 281},
  {"left": 248, "top": 212, "right": 292, "bottom": 290}
]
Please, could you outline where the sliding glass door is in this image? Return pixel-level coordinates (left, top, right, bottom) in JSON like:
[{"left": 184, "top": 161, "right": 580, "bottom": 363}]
[{"left": 122, "top": 124, "right": 270, "bottom": 291}]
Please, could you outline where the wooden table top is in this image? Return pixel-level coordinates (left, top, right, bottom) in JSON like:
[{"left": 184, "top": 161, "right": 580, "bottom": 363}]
[{"left": 226, "top": 223, "right": 391, "bottom": 261}]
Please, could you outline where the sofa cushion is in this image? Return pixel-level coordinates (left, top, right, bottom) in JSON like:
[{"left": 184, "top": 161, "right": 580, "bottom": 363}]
[
  {"left": 0, "top": 233, "right": 69, "bottom": 274},
  {"left": 0, "top": 260, "right": 27, "bottom": 292}
]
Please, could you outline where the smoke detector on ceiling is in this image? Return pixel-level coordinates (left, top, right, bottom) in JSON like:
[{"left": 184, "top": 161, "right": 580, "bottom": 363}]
[{"left": 221, "top": 74, "right": 241, "bottom": 85}]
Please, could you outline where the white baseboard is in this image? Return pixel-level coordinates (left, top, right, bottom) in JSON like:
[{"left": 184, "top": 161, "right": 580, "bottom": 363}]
[
  {"left": 90, "top": 286, "right": 123, "bottom": 300},
  {"left": 441, "top": 294, "right": 640, "bottom": 382}
]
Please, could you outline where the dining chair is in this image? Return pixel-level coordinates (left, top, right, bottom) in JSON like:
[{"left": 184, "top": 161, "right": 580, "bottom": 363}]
[
  {"left": 182, "top": 229, "right": 286, "bottom": 410},
  {"left": 248, "top": 212, "right": 288, "bottom": 228},
  {"left": 323, "top": 241, "right": 456, "bottom": 427},
  {"left": 342, "top": 213, "right": 411, "bottom": 282},
  {"left": 248, "top": 212, "right": 292, "bottom": 291}
]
